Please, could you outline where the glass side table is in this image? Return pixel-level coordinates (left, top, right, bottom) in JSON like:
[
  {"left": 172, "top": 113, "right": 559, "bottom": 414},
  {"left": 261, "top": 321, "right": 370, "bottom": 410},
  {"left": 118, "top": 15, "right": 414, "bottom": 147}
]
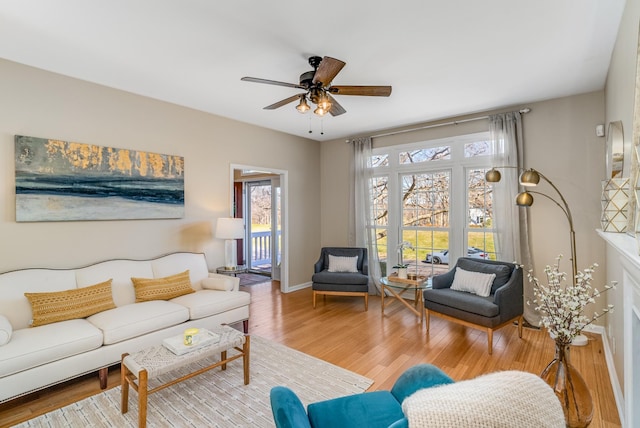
[
  {"left": 380, "top": 274, "right": 430, "bottom": 324},
  {"left": 215, "top": 265, "right": 247, "bottom": 276}
]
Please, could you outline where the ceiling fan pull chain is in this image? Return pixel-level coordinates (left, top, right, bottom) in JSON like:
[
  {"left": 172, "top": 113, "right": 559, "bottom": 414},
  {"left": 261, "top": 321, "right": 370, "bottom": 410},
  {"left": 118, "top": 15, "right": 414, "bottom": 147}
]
[
  {"left": 321, "top": 118, "right": 324, "bottom": 135},
  {"left": 308, "top": 116, "right": 313, "bottom": 134}
]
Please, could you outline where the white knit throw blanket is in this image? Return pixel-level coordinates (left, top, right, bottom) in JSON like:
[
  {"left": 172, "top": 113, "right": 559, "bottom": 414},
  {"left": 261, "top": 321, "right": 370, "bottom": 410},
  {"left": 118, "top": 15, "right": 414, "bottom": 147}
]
[{"left": 402, "top": 370, "right": 565, "bottom": 428}]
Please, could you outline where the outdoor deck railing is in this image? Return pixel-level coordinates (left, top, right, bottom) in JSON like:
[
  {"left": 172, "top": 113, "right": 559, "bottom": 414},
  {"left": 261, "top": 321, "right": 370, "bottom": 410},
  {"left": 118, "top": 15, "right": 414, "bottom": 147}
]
[{"left": 250, "top": 230, "right": 281, "bottom": 267}]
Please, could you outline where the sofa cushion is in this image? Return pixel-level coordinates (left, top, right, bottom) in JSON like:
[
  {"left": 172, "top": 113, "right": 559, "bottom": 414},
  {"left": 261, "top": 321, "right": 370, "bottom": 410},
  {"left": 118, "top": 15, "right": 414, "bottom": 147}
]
[
  {"left": 132, "top": 270, "right": 195, "bottom": 302},
  {"left": 76, "top": 260, "right": 154, "bottom": 307},
  {"left": 423, "top": 288, "right": 499, "bottom": 318},
  {"left": 0, "top": 319, "right": 103, "bottom": 377},
  {"left": 171, "top": 290, "right": 251, "bottom": 320},
  {"left": 456, "top": 259, "right": 512, "bottom": 294},
  {"left": 0, "top": 315, "right": 13, "bottom": 346},
  {"left": 151, "top": 252, "right": 210, "bottom": 291},
  {"left": 308, "top": 391, "right": 405, "bottom": 428},
  {"left": 87, "top": 300, "right": 189, "bottom": 345},
  {"left": 24, "top": 279, "right": 116, "bottom": 327},
  {"left": 312, "top": 271, "right": 368, "bottom": 286}
]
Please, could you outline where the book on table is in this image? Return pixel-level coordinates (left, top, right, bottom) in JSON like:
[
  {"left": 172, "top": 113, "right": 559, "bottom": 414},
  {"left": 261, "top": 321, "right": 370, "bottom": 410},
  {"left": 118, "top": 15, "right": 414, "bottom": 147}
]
[{"left": 162, "top": 328, "right": 221, "bottom": 355}]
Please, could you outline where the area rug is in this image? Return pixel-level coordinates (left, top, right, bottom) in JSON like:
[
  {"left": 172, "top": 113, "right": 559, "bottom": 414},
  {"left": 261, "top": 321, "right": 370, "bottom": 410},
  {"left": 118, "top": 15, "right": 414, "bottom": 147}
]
[
  {"left": 238, "top": 273, "right": 271, "bottom": 286},
  {"left": 16, "top": 336, "right": 373, "bottom": 427}
]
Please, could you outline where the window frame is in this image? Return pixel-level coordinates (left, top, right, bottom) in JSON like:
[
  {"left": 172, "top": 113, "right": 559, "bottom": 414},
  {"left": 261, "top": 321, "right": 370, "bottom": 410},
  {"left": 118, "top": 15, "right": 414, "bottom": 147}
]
[{"left": 370, "top": 132, "right": 494, "bottom": 273}]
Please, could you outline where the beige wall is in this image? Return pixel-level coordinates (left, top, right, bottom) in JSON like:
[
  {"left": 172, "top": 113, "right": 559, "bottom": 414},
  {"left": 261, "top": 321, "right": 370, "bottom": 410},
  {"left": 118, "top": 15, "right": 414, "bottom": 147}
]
[
  {"left": 0, "top": 59, "right": 320, "bottom": 288},
  {"left": 322, "top": 93, "right": 606, "bottom": 288},
  {"left": 603, "top": 0, "right": 640, "bottom": 405}
]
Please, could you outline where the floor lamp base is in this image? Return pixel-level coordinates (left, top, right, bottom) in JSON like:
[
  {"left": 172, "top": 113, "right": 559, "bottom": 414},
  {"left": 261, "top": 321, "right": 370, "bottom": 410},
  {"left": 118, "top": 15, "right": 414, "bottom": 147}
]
[{"left": 572, "top": 334, "right": 589, "bottom": 346}]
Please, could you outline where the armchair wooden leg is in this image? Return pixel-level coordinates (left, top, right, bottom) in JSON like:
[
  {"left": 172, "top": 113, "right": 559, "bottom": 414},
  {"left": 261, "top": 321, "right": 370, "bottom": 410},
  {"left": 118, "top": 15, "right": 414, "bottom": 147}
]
[
  {"left": 517, "top": 315, "right": 524, "bottom": 338},
  {"left": 487, "top": 328, "right": 493, "bottom": 355},
  {"left": 364, "top": 294, "right": 368, "bottom": 311},
  {"left": 313, "top": 291, "right": 317, "bottom": 308},
  {"left": 425, "top": 309, "right": 430, "bottom": 333}
]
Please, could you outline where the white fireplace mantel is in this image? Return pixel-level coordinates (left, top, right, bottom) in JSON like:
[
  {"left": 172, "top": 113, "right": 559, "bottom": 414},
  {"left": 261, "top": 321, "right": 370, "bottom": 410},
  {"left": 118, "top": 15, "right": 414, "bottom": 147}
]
[{"left": 597, "top": 229, "right": 640, "bottom": 428}]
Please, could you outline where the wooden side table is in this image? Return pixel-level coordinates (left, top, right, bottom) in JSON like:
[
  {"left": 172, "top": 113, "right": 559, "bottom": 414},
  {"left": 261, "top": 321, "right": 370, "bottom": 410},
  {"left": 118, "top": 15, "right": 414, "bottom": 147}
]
[
  {"left": 380, "top": 274, "right": 430, "bottom": 324},
  {"left": 215, "top": 265, "right": 247, "bottom": 276}
]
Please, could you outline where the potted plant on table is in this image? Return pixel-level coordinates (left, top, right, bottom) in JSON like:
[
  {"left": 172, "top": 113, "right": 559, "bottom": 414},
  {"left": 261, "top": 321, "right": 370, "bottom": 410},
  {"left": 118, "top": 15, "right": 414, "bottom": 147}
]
[
  {"left": 392, "top": 262, "right": 410, "bottom": 279},
  {"left": 394, "top": 241, "right": 414, "bottom": 279}
]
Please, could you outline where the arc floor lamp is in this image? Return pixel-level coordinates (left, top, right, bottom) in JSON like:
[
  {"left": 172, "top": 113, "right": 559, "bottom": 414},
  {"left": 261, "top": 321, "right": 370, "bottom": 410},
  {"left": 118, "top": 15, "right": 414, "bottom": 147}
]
[{"left": 485, "top": 167, "right": 577, "bottom": 284}]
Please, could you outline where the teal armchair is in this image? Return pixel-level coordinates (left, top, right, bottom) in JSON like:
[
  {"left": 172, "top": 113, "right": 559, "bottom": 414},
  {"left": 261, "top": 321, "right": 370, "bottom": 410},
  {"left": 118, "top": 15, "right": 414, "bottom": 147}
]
[{"left": 269, "top": 364, "right": 454, "bottom": 428}]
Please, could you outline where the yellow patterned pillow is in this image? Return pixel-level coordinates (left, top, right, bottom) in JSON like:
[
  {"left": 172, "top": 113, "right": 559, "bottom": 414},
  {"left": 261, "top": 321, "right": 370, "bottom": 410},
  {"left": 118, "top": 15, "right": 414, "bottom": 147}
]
[
  {"left": 132, "top": 270, "right": 195, "bottom": 302},
  {"left": 25, "top": 279, "right": 116, "bottom": 327}
]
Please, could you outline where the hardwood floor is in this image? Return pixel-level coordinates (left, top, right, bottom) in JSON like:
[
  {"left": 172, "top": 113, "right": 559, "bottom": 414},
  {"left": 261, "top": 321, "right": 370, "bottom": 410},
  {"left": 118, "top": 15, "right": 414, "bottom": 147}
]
[{"left": 0, "top": 281, "right": 621, "bottom": 427}]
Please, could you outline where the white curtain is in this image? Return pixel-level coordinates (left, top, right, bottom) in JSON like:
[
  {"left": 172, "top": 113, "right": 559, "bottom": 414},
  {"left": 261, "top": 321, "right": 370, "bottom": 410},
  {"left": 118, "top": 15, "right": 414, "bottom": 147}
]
[
  {"left": 489, "top": 112, "right": 537, "bottom": 324},
  {"left": 348, "top": 136, "right": 381, "bottom": 294}
]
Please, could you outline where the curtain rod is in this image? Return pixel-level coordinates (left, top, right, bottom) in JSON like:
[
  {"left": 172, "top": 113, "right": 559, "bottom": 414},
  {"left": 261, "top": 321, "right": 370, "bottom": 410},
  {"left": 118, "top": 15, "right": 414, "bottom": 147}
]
[{"left": 347, "top": 108, "right": 531, "bottom": 142}]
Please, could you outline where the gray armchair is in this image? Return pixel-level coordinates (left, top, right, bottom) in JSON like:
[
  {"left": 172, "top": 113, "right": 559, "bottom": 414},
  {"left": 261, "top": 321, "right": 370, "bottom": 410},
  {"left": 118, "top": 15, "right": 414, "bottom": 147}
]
[
  {"left": 423, "top": 257, "right": 523, "bottom": 354},
  {"left": 312, "top": 247, "right": 369, "bottom": 311}
]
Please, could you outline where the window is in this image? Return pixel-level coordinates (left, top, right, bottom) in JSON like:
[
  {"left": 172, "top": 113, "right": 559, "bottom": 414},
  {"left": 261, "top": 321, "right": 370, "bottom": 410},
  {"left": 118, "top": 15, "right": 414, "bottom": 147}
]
[{"left": 370, "top": 132, "right": 494, "bottom": 279}]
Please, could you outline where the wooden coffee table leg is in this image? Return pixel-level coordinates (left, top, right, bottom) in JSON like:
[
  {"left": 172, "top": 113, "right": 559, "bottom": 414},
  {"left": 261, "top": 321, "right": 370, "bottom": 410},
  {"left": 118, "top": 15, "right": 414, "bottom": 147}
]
[
  {"left": 138, "top": 369, "right": 148, "bottom": 428},
  {"left": 243, "top": 335, "right": 251, "bottom": 385},
  {"left": 121, "top": 354, "right": 129, "bottom": 414},
  {"left": 221, "top": 350, "right": 227, "bottom": 370}
]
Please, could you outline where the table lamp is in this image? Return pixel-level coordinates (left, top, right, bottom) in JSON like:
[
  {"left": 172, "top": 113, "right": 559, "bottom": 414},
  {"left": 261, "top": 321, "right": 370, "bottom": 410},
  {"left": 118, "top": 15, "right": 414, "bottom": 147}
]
[{"left": 215, "top": 218, "right": 244, "bottom": 269}]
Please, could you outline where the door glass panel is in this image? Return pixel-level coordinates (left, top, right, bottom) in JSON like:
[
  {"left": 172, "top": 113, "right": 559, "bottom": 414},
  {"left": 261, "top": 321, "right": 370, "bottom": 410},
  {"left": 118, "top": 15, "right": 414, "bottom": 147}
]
[
  {"left": 272, "top": 181, "right": 282, "bottom": 280},
  {"left": 401, "top": 171, "right": 450, "bottom": 278},
  {"left": 247, "top": 181, "right": 272, "bottom": 274}
]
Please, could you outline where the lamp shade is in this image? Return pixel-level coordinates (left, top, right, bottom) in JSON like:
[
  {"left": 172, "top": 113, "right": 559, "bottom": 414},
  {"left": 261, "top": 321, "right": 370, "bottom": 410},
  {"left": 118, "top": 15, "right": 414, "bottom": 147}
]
[
  {"left": 485, "top": 168, "right": 502, "bottom": 183},
  {"left": 519, "top": 169, "right": 540, "bottom": 186},
  {"left": 516, "top": 191, "right": 534, "bottom": 206},
  {"left": 215, "top": 218, "right": 244, "bottom": 239}
]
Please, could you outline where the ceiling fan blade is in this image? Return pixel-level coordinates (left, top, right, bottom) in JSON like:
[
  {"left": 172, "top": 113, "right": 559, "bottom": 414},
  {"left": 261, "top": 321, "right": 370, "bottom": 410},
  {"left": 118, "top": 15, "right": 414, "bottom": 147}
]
[
  {"left": 241, "top": 76, "right": 305, "bottom": 90},
  {"left": 329, "top": 85, "right": 392, "bottom": 97},
  {"left": 263, "top": 93, "right": 305, "bottom": 110},
  {"left": 312, "top": 56, "right": 346, "bottom": 87},
  {"left": 327, "top": 94, "right": 346, "bottom": 116}
]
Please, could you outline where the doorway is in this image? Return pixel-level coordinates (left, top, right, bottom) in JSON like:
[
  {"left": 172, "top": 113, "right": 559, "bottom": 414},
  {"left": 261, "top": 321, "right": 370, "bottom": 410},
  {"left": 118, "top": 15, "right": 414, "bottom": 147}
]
[
  {"left": 230, "top": 164, "right": 288, "bottom": 292},
  {"left": 245, "top": 179, "right": 281, "bottom": 280}
]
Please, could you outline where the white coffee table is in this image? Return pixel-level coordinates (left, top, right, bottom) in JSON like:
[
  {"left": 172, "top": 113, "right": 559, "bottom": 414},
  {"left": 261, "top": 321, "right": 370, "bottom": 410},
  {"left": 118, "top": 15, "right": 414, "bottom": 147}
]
[{"left": 120, "top": 325, "right": 250, "bottom": 428}]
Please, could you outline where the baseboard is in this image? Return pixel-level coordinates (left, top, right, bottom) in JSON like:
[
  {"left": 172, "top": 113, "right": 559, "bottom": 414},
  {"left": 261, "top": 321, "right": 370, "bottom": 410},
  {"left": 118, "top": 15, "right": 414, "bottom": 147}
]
[
  {"left": 584, "top": 325, "right": 626, "bottom": 427},
  {"left": 285, "top": 281, "right": 312, "bottom": 293}
]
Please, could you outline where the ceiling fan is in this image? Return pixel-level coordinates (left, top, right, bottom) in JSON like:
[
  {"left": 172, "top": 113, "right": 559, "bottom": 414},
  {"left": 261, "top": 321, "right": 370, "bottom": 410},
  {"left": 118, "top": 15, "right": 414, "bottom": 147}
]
[{"left": 241, "top": 56, "right": 392, "bottom": 117}]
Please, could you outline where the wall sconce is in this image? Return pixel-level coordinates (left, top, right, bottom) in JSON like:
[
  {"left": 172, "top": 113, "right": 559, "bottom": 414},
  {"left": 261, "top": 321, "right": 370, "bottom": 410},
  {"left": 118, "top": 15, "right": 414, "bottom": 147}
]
[{"left": 215, "top": 218, "right": 244, "bottom": 269}]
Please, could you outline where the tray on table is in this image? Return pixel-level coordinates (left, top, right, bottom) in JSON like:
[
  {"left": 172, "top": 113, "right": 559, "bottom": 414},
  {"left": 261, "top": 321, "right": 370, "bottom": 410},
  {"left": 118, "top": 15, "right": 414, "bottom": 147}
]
[{"left": 387, "top": 272, "right": 427, "bottom": 285}]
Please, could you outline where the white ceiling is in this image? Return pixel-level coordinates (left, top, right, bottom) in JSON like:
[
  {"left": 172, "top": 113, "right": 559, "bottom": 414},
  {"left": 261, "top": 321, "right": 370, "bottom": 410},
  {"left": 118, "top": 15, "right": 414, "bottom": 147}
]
[{"left": 0, "top": 0, "right": 626, "bottom": 142}]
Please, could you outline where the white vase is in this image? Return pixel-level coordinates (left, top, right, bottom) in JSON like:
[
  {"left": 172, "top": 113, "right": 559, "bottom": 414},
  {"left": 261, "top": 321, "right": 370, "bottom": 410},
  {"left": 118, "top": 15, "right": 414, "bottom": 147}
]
[{"left": 397, "top": 267, "right": 408, "bottom": 279}]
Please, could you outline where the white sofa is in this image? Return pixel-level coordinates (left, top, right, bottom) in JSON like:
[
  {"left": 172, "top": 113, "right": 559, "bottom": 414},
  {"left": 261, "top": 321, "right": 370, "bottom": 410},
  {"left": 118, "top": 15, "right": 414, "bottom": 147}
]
[{"left": 0, "top": 252, "right": 251, "bottom": 403}]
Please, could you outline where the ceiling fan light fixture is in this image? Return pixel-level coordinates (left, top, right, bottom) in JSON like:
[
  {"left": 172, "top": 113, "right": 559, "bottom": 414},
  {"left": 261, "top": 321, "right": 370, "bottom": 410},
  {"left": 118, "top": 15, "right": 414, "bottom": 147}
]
[
  {"left": 318, "top": 92, "right": 331, "bottom": 111},
  {"left": 241, "top": 55, "right": 392, "bottom": 119},
  {"left": 296, "top": 95, "right": 310, "bottom": 113},
  {"left": 314, "top": 106, "right": 327, "bottom": 116}
]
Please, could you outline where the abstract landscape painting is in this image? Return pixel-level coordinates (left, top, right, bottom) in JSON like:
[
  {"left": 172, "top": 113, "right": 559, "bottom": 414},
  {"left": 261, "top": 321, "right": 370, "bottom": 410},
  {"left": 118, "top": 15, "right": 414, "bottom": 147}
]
[{"left": 15, "top": 136, "right": 184, "bottom": 222}]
